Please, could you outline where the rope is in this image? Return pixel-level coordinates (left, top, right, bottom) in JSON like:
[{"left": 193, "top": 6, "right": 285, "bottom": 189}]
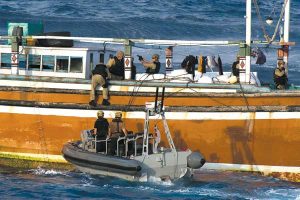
[
  {"left": 270, "top": 0, "right": 288, "bottom": 42},
  {"left": 253, "top": 0, "right": 271, "bottom": 42},
  {"left": 253, "top": 0, "right": 289, "bottom": 43}
]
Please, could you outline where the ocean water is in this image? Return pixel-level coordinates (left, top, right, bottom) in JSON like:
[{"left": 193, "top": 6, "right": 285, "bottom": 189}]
[
  {"left": 0, "top": 167, "right": 299, "bottom": 200},
  {"left": 0, "top": 0, "right": 300, "bottom": 199}
]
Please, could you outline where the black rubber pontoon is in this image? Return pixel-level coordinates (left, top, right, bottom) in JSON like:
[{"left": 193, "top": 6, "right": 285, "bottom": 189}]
[{"left": 62, "top": 141, "right": 141, "bottom": 176}]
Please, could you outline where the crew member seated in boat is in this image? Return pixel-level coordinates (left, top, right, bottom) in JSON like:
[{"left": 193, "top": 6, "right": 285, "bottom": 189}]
[
  {"left": 109, "top": 111, "right": 128, "bottom": 155},
  {"left": 106, "top": 51, "right": 125, "bottom": 80},
  {"left": 93, "top": 110, "right": 110, "bottom": 152},
  {"left": 274, "top": 60, "right": 288, "bottom": 89},
  {"left": 138, "top": 54, "right": 161, "bottom": 74},
  {"left": 89, "top": 62, "right": 111, "bottom": 106},
  {"left": 228, "top": 57, "right": 240, "bottom": 84}
]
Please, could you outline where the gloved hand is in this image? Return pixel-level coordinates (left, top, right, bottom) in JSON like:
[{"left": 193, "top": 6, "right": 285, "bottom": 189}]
[{"left": 137, "top": 55, "right": 144, "bottom": 61}]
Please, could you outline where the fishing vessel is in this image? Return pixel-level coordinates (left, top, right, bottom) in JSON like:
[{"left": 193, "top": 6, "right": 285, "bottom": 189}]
[{"left": 0, "top": 0, "right": 299, "bottom": 181}]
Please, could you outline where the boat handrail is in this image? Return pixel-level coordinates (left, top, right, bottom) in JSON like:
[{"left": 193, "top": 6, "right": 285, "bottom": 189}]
[
  {"left": 95, "top": 138, "right": 111, "bottom": 155},
  {"left": 1, "top": 35, "right": 294, "bottom": 46}
]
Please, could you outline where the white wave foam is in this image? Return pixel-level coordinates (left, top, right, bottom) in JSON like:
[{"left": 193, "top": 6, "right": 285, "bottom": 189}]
[
  {"left": 147, "top": 176, "right": 174, "bottom": 186},
  {"left": 29, "top": 167, "right": 69, "bottom": 176}
]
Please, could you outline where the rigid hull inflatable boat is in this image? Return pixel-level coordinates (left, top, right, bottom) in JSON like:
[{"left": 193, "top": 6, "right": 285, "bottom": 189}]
[{"left": 62, "top": 89, "right": 205, "bottom": 181}]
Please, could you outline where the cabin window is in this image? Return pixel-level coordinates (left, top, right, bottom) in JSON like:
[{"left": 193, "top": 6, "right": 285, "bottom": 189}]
[
  {"left": 42, "top": 55, "right": 55, "bottom": 71},
  {"left": 19, "top": 54, "right": 26, "bottom": 69},
  {"left": 0, "top": 53, "right": 11, "bottom": 68},
  {"left": 56, "top": 56, "right": 68, "bottom": 72},
  {"left": 70, "top": 57, "right": 83, "bottom": 72},
  {"left": 28, "top": 54, "right": 41, "bottom": 70},
  {"left": 99, "top": 53, "right": 104, "bottom": 63},
  {"left": 90, "top": 53, "right": 93, "bottom": 71}
]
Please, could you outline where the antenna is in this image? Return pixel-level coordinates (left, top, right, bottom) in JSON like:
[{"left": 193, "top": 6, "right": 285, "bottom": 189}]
[{"left": 160, "top": 87, "right": 165, "bottom": 113}]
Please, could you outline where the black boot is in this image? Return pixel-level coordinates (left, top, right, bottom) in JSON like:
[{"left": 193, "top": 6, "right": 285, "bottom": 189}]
[
  {"left": 102, "top": 99, "right": 110, "bottom": 106},
  {"left": 89, "top": 100, "right": 97, "bottom": 107}
]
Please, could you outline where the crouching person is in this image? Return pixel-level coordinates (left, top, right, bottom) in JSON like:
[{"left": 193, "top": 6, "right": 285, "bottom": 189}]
[
  {"left": 89, "top": 63, "right": 111, "bottom": 107},
  {"left": 274, "top": 60, "right": 288, "bottom": 89}
]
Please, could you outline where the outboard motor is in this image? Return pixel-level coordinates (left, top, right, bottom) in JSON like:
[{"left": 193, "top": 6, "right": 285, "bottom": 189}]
[{"left": 187, "top": 152, "right": 206, "bottom": 169}]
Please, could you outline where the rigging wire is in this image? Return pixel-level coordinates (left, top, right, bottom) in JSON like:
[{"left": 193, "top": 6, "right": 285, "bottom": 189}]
[
  {"left": 252, "top": 0, "right": 288, "bottom": 43},
  {"left": 270, "top": 0, "right": 288, "bottom": 42},
  {"left": 253, "top": 0, "right": 271, "bottom": 42}
]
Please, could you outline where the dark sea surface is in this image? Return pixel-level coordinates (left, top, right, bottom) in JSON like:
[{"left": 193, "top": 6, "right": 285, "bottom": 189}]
[
  {"left": 0, "top": 0, "right": 300, "bottom": 84},
  {"left": 0, "top": 0, "right": 300, "bottom": 199},
  {"left": 0, "top": 167, "right": 299, "bottom": 200}
]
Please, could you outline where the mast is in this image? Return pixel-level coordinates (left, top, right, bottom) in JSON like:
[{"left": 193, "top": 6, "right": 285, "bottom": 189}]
[
  {"left": 283, "top": 0, "right": 291, "bottom": 75},
  {"left": 239, "top": 0, "right": 252, "bottom": 84},
  {"left": 245, "top": 0, "right": 252, "bottom": 83}
]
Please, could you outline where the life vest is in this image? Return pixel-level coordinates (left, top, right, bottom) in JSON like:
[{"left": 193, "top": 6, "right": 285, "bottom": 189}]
[
  {"left": 109, "top": 57, "right": 124, "bottom": 77},
  {"left": 146, "top": 61, "right": 161, "bottom": 74},
  {"left": 273, "top": 68, "right": 288, "bottom": 86},
  {"left": 111, "top": 118, "right": 125, "bottom": 136},
  {"left": 92, "top": 64, "right": 108, "bottom": 78}
]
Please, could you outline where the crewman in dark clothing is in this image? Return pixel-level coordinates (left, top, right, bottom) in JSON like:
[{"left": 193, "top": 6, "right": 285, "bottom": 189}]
[
  {"left": 232, "top": 60, "right": 240, "bottom": 77},
  {"left": 93, "top": 110, "right": 110, "bottom": 152},
  {"left": 229, "top": 57, "right": 240, "bottom": 84},
  {"left": 109, "top": 111, "right": 128, "bottom": 155},
  {"left": 274, "top": 60, "right": 288, "bottom": 89},
  {"left": 89, "top": 63, "right": 110, "bottom": 106},
  {"left": 106, "top": 51, "right": 125, "bottom": 80},
  {"left": 139, "top": 54, "right": 161, "bottom": 74}
]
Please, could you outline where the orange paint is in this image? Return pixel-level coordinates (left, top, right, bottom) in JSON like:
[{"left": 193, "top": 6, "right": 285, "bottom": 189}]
[{"left": 0, "top": 113, "right": 299, "bottom": 167}]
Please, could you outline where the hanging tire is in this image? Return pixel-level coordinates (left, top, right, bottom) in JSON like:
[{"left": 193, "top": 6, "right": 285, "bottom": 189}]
[{"left": 37, "top": 32, "right": 73, "bottom": 47}]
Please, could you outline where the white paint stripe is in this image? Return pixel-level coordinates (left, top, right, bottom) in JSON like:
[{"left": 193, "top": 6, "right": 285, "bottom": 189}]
[
  {"left": 1, "top": 151, "right": 299, "bottom": 174},
  {"left": 0, "top": 80, "right": 236, "bottom": 93},
  {"left": 203, "top": 162, "right": 300, "bottom": 174},
  {"left": 1, "top": 105, "right": 300, "bottom": 120}
]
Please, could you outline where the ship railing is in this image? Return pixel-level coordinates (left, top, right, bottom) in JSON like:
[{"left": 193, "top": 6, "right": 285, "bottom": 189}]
[
  {"left": 129, "top": 133, "right": 155, "bottom": 157},
  {"left": 116, "top": 136, "right": 126, "bottom": 156},
  {"left": 95, "top": 137, "right": 111, "bottom": 154}
]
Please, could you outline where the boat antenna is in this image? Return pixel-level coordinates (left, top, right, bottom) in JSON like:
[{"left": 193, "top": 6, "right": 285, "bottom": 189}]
[
  {"left": 160, "top": 87, "right": 165, "bottom": 113},
  {"left": 154, "top": 87, "right": 159, "bottom": 112}
]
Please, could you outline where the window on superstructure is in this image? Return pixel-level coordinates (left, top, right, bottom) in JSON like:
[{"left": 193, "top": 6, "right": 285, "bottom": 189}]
[
  {"left": 56, "top": 56, "right": 68, "bottom": 72},
  {"left": 42, "top": 55, "right": 54, "bottom": 71},
  {"left": 0, "top": 53, "right": 11, "bottom": 68},
  {"left": 90, "top": 53, "right": 93, "bottom": 72},
  {"left": 28, "top": 54, "right": 41, "bottom": 70},
  {"left": 19, "top": 54, "right": 26, "bottom": 69},
  {"left": 70, "top": 57, "right": 82, "bottom": 73}
]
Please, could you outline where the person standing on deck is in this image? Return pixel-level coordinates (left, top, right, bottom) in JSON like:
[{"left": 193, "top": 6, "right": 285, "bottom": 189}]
[
  {"left": 93, "top": 110, "right": 110, "bottom": 152},
  {"left": 89, "top": 63, "right": 111, "bottom": 106},
  {"left": 138, "top": 54, "right": 161, "bottom": 74},
  {"left": 228, "top": 57, "right": 240, "bottom": 84},
  {"left": 274, "top": 60, "right": 288, "bottom": 89},
  {"left": 106, "top": 51, "right": 125, "bottom": 80},
  {"left": 109, "top": 111, "right": 128, "bottom": 155}
]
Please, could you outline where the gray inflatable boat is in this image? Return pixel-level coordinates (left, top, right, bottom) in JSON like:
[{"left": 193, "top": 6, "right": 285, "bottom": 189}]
[{"left": 62, "top": 89, "right": 205, "bottom": 181}]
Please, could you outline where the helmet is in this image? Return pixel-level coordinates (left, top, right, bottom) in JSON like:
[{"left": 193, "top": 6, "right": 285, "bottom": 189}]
[
  {"left": 97, "top": 110, "right": 104, "bottom": 117},
  {"left": 115, "top": 111, "right": 122, "bottom": 118}
]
